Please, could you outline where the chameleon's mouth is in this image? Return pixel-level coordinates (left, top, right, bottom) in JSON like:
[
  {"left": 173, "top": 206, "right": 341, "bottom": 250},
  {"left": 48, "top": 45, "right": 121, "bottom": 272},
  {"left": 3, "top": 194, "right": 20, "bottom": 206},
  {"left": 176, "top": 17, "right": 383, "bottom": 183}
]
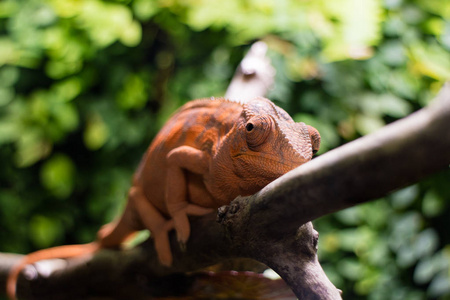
[{"left": 233, "top": 152, "right": 309, "bottom": 169}]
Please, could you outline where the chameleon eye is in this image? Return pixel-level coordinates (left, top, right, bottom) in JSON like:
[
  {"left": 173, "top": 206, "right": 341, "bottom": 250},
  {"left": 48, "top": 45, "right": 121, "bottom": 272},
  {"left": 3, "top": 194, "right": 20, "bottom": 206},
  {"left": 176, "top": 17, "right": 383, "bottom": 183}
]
[{"left": 245, "top": 116, "right": 272, "bottom": 150}]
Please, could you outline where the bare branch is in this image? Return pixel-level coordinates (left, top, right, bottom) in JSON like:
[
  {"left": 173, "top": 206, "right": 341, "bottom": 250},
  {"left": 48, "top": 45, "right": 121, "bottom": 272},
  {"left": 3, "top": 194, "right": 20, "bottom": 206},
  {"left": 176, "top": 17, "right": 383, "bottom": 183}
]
[
  {"left": 220, "top": 82, "right": 450, "bottom": 239},
  {"left": 225, "top": 41, "right": 275, "bottom": 101}
]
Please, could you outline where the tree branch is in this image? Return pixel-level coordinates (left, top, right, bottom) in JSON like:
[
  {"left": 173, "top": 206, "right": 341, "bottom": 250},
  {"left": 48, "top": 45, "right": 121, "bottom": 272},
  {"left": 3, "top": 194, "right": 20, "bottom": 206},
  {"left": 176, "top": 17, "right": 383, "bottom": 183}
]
[
  {"left": 221, "top": 82, "right": 450, "bottom": 239},
  {"left": 225, "top": 41, "right": 275, "bottom": 101}
]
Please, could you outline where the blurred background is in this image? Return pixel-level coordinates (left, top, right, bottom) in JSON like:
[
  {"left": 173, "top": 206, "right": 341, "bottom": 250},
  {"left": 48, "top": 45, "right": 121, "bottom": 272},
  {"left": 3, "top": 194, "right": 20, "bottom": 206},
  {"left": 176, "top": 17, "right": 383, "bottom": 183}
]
[{"left": 0, "top": 0, "right": 449, "bottom": 299}]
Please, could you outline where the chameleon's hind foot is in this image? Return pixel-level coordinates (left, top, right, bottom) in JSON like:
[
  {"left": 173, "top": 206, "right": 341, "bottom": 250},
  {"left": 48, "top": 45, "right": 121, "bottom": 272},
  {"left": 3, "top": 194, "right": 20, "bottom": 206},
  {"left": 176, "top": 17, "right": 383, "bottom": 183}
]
[
  {"left": 172, "top": 204, "right": 214, "bottom": 245},
  {"left": 178, "top": 241, "right": 187, "bottom": 252}
]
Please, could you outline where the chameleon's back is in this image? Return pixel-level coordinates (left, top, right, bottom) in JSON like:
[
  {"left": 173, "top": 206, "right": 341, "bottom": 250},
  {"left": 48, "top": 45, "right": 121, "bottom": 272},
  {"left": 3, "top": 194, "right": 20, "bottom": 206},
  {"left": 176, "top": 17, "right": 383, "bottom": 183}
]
[{"left": 134, "top": 98, "right": 243, "bottom": 215}]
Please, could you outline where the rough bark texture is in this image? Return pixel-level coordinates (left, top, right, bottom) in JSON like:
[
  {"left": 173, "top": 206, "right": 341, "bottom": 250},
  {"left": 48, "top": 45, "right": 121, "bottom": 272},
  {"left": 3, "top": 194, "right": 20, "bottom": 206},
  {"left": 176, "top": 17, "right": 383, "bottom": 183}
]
[{"left": 1, "top": 42, "right": 450, "bottom": 299}]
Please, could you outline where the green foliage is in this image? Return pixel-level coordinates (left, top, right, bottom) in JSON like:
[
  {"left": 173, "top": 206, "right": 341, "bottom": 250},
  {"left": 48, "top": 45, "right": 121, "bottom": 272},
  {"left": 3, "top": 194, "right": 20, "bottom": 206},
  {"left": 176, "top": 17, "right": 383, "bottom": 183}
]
[{"left": 0, "top": 0, "right": 449, "bottom": 299}]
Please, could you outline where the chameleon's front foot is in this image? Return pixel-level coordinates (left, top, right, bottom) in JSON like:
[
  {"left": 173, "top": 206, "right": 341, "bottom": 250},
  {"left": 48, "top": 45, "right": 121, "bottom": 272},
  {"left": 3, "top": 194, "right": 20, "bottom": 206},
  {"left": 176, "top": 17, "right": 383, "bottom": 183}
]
[{"left": 172, "top": 205, "right": 214, "bottom": 246}]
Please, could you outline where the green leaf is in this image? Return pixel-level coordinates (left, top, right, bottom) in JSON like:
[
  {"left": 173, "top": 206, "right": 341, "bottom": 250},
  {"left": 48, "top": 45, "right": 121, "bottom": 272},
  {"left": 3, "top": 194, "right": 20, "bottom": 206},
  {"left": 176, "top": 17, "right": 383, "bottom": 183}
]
[
  {"left": 83, "top": 113, "right": 109, "bottom": 150},
  {"left": 378, "top": 94, "right": 412, "bottom": 118},
  {"left": 319, "top": 0, "right": 383, "bottom": 61},
  {"left": 0, "top": 38, "right": 18, "bottom": 66},
  {"left": 0, "top": 65, "right": 19, "bottom": 87},
  {"left": 40, "top": 153, "right": 75, "bottom": 198},
  {"left": 428, "top": 272, "right": 450, "bottom": 297},
  {"left": 15, "top": 129, "right": 52, "bottom": 167},
  {"left": 412, "top": 229, "right": 439, "bottom": 259},
  {"left": 422, "top": 190, "right": 445, "bottom": 217},
  {"left": 116, "top": 73, "right": 149, "bottom": 110},
  {"left": 132, "top": 0, "right": 159, "bottom": 21},
  {"left": 337, "top": 258, "right": 365, "bottom": 280},
  {"left": 355, "top": 114, "right": 385, "bottom": 135},
  {"left": 414, "top": 251, "right": 449, "bottom": 286},
  {"left": 335, "top": 207, "right": 361, "bottom": 226},
  {"left": 390, "top": 185, "right": 419, "bottom": 210},
  {"left": 379, "top": 41, "right": 407, "bottom": 67},
  {"left": 29, "top": 215, "right": 63, "bottom": 248},
  {"left": 0, "top": 87, "right": 14, "bottom": 107},
  {"left": 0, "top": 120, "right": 18, "bottom": 144},
  {"left": 51, "top": 77, "right": 82, "bottom": 102},
  {"left": 411, "top": 41, "right": 450, "bottom": 80},
  {"left": 52, "top": 102, "right": 79, "bottom": 133}
]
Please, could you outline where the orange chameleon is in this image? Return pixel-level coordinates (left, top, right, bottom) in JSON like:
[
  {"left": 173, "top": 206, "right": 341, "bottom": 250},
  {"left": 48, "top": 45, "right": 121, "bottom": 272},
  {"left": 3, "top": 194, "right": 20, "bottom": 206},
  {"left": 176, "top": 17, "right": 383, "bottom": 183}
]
[{"left": 7, "top": 97, "right": 320, "bottom": 299}]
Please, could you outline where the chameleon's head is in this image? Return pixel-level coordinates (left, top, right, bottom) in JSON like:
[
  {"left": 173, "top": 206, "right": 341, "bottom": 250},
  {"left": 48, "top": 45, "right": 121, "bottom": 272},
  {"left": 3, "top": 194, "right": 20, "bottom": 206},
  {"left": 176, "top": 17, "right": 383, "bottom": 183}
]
[{"left": 219, "top": 97, "right": 320, "bottom": 197}]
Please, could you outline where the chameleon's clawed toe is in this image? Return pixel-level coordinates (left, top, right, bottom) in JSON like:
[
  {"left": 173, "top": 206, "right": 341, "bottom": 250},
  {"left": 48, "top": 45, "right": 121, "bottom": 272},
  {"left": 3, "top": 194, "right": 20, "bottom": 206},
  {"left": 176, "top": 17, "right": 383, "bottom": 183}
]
[
  {"left": 173, "top": 212, "right": 191, "bottom": 245},
  {"left": 178, "top": 240, "right": 187, "bottom": 252}
]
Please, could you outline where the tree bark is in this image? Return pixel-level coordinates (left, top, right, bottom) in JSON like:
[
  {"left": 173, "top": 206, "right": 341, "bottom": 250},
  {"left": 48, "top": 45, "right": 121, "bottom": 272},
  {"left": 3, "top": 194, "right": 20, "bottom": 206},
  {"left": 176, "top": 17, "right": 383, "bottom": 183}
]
[
  {"left": 220, "top": 82, "right": 450, "bottom": 238},
  {"left": 1, "top": 42, "right": 450, "bottom": 299},
  {"left": 225, "top": 41, "right": 275, "bottom": 101}
]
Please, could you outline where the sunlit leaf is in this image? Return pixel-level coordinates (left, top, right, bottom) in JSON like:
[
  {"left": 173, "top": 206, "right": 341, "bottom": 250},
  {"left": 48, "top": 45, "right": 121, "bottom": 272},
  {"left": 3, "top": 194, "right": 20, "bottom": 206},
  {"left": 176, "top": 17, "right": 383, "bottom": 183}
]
[
  {"left": 52, "top": 102, "right": 79, "bottom": 133},
  {"left": 428, "top": 273, "right": 450, "bottom": 298},
  {"left": 319, "top": 0, "right": 383, "bottom": 61},
  {"left": 423, "top": 17, "right": 445, "bottom": 36},
  {"left": 132, "top": 0, "right": 160, "bottom": 21},
  {"left": 15, "top": 129, "right": 52, "bottom": 167},
  {"left": 390, "top": 185, "right": 419, "bottom": 210},
  {"left": 51, "top": 77, "right": 82, "bottom": 102},
  {"left": 29, "top": 215, "right": 63, "bottom": 248},
  {"left": 379, "top": 40, "right": 407, "bottom": 66},
  {"left": 355, "top": 268, "right": 379, "bottom": 295},
  {"left": 411, "top": 229, "right": 439, "bottom": 259},
  {"left": 335, "top": 207, "right": 361, "bottom": 226},
  {"left": 378, "top": 94, "right": 412, "bottom": 118},
  {"left": 0, "top": 87, "right": 14, "bottom": 107},
  {"left": 0, "top": 121, "right": 18, "bottom": 144},
  {"left": 0, "top": 65, "right": 19, "bottom": 87},
  {"left": 40, "top": 153, "right": 76, "bottom": 198},
  {"left": 116, "top": 73, "right": 149, "bottom": 110},
  {"left": 84, "top": 113, "right": 110, "bottom": 150},
  {"left": 119, "top": 20, "right": 142, "bottom": 47},
  {"left": 0, "top": 38, "right": 18, "bottom": 65},
  {"left": 410, "top": 41, "right": 450, "bottom": 80},
  {"left": 355, "top": 114, "right": 384, "bottom": 135},
  {"left": 414, "top": 251, "right": 449, "bottom": 286},
  {"left": 337, "top": 258, "right": 365, "bottom": 281},
  {"left": 415, "top": 0, "right": 450, "bottom": 19},
  {"left": 422, "top": 190, "right": 445, "bottom": 217},
  {"left": 388, "top": 212, "right": 422, "bottom": 252}
]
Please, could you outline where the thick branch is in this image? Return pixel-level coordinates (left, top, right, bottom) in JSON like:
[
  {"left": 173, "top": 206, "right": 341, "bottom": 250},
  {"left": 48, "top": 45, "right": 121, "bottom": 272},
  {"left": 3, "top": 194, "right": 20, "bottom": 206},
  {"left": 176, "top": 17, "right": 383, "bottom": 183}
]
[{"left": 220, "top": 82, "right": 450, "bottom": 239}]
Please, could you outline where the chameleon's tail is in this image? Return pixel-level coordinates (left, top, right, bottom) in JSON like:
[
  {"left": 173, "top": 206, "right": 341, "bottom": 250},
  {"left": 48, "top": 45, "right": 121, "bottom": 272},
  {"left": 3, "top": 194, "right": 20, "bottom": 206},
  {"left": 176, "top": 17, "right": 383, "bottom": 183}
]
[{"left": 6, "top": 242, "right": 99, "bottom": 300}]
